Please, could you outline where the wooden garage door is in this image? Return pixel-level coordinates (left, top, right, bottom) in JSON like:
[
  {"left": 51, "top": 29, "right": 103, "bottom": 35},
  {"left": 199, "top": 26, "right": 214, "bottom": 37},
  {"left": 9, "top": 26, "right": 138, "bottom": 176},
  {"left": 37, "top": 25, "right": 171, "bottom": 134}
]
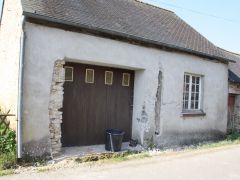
[{"left": 62, "top": 63, "right": 134, "bottom": 147}]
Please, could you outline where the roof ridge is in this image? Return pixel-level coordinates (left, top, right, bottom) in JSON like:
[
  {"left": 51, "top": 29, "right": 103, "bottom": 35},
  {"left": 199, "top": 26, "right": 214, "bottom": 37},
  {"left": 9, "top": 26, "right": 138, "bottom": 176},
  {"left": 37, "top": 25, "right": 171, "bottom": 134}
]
[
  {"left": 217, "top": 47, "right": 240, "bottom": 56},
  {"left": 134, "top": 0, "right": 175, "bottom": 14}
]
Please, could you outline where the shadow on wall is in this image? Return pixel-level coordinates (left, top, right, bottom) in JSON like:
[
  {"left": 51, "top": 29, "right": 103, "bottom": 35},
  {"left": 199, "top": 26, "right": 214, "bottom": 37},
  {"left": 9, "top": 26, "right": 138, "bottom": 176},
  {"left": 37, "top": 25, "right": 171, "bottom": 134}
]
[
  {"left": 22, "top": 135, "right": 52, "bottom": 158},
  {"left": 155, "top": 130, "right": 226, "bottom": 149}
]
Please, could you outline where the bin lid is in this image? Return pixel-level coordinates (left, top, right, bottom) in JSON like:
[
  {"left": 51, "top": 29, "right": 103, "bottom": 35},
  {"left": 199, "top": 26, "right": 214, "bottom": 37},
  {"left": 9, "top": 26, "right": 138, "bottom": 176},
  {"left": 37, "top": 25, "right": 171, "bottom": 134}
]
[{"left": 106, "top": 129, "right": 125, "bottom": 135}]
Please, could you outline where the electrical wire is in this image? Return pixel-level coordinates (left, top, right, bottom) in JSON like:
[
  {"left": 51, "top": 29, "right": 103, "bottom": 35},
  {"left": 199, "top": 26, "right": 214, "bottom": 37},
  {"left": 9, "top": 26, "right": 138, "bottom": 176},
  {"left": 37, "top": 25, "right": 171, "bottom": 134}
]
[{"left": 146, "top": 0, "right": 240, "bottom": 24}]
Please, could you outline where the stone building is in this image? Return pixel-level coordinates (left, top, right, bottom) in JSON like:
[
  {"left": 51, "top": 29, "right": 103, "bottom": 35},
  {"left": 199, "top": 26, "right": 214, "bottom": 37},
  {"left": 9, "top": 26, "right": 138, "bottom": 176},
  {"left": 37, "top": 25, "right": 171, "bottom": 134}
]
[
  {"left": 0, "top": 0, "right": 239, "bottom": 158},
  {"left": 228, "top": 53, "right": 240, "bottom": 132}
]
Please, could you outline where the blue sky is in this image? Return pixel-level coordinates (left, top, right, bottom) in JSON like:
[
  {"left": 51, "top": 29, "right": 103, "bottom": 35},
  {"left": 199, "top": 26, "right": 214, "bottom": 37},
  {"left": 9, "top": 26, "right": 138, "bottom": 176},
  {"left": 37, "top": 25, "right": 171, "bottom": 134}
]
[
  {"left": 1, "top": 0, "right": 239, "bottom": 53},
  {"left": 0, "top": 0, "right": 3, "bottom": 17},
  {"left": 143, "top": 0, "right": 240, "bottom": 53}
]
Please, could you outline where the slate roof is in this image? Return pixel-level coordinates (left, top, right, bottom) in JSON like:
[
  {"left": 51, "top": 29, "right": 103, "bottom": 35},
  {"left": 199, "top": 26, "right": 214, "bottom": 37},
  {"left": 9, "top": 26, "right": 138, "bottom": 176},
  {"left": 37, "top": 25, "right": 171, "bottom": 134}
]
[
  {"left": 229, "top": 53, "right": 240, "bottom": 83},
  {"left": 229, "top": 70, "right": 240, "bottom": 84},
  {"left": 21, "top": 0, "right": 238, "bottom": 63}
]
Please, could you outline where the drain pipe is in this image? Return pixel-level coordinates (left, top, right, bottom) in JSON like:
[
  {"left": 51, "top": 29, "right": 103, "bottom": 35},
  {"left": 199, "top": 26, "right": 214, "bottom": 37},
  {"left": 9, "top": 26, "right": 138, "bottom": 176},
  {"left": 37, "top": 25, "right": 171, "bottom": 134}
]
[{"left": 17, "top": 16, "right": 26, "bottom": 159}]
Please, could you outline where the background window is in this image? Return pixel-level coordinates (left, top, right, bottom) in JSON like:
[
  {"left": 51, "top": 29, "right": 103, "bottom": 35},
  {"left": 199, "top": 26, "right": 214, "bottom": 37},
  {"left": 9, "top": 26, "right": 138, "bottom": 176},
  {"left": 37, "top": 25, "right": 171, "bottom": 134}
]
[
  {"left": 183, "top": 74, "right": 202, "bottom": 111},
  {"left": 105, "top": 71, "right": 113, "bottom": 85},
  {"left": 85, "top": 69, "right": 94, "bottom": 83},
  {"left": 122, "top": 73, "right": 130, "bottom": 86},
  {"left": 65, "top": 66, "right": 73, "bottom": 81}
]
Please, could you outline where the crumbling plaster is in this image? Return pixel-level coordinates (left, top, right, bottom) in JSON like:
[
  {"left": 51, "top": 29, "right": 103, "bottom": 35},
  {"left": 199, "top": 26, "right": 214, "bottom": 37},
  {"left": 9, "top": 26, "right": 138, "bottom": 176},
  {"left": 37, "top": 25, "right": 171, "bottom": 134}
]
[{"left": 22, "top": 22, "right": 228, "bottom": 156}]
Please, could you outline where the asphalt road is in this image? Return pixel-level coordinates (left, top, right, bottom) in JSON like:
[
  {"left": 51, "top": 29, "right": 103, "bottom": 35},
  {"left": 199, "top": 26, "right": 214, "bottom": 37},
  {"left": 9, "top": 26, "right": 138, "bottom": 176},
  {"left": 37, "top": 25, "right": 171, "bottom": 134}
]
[{"left": 3, "top": 145, "right": 240, "bottom": 180}]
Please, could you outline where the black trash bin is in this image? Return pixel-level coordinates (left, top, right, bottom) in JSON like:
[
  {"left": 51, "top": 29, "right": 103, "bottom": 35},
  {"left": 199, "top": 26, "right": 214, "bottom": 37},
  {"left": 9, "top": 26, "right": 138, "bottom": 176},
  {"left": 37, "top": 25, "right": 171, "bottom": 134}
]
[{"left": 105, "top": 129, "right": 125, "bottom": 152}]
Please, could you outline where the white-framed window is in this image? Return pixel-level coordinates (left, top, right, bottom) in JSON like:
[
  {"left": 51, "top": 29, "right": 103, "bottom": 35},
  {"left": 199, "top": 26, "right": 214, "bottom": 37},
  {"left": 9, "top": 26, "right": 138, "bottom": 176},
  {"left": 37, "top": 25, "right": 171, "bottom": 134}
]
[
  {"left": 64, "top": 66, "right": 74, "bottom": 82},
  {"left": 122, "top": 73, "right": 130, "bottom": 87},
  {"left": 183, "top": 73, "right": 202, "bottom": 111},
  {"left": 0, "top": 0, "right": 4, "bottom": 24},
  {"left": 105, "top": 71, "right": 113, "bottom": 85},
  {"left": 85, "top": 69, "right": 94, "bottom": 83}
]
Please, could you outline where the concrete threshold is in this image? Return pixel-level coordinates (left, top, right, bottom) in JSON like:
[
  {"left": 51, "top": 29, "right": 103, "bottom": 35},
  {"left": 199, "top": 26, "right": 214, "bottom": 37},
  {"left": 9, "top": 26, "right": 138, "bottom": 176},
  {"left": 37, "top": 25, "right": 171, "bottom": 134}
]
[{"left": 53, "top": 142, "right": 145, "bottom": 162}]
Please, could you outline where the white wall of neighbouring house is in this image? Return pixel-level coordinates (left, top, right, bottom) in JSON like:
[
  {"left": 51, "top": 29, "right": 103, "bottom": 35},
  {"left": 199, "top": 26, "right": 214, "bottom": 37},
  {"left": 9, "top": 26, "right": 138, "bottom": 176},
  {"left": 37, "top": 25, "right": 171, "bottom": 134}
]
[
  {"left": 22, "top": 22, "right": 228, "bottom": 156},
  {"left": 0, "top": 0, "right": 22, "bottom": 129}
]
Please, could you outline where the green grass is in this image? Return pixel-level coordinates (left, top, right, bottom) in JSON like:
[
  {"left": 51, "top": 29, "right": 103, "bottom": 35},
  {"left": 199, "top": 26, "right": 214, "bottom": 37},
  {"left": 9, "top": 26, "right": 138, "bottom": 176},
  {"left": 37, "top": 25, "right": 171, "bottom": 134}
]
[
  {"left": 0, "top": 152, "right": 16, "bottom": 176},
  {"left": 37, "top": 166, "right": 52, "bottom": 173},
  {"left": 0, "top": 153, "right": 49, "bottom": 176},
  {"left": 0, "top": 169, "right": 14, "bottom": 176},
  {"left": 109, "top": 152, "right": 150, "bottom": 162},
  {"left": 187, "top": 132, "right": 240, "bottom": 150},
  {"left": 75, "top": 150, "right": 150, "bottom": 164}
]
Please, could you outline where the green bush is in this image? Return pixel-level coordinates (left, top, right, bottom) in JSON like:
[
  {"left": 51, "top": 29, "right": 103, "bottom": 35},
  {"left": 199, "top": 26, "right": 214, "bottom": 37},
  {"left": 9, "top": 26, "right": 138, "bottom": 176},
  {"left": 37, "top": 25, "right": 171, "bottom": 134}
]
[
  {"left": 0, "top": 117, "right": 16, "bottom": 171},
  {"left": 227, "top": 131, "right": 240, "bottom": 141},
  {"left": 0, "top": 107, "right": 16, "bottom": 154},
  {"left": 0, "top": 129, "right": 16, "bottom": 154},
  {"left": 0, "top": 130, "right": 16, "bottom": 171},
  {"left": 0, "top": 126, "right": 16, "bottom": 172}
]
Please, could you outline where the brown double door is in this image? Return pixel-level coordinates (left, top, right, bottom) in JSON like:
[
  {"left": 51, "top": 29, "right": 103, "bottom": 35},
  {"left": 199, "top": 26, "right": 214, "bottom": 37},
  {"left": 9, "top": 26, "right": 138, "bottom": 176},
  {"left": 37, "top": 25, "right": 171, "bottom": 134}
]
[{"left": 62, "top": 63, "right": 134, "bottom": 147}]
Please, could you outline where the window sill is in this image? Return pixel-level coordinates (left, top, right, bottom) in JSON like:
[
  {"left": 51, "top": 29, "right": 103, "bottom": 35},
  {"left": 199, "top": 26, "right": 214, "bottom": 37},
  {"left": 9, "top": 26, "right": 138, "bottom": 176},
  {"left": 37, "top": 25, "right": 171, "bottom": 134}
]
[{"left": 181, "top": 111, "right": 206, "bottom": 117}]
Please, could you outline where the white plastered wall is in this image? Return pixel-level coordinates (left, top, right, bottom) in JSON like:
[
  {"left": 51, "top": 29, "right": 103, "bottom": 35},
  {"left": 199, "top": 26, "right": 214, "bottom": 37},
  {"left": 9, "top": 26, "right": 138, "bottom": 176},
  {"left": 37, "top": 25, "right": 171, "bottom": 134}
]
[{"left": 22, "top": 22, "right": 228, "bottom": 156}]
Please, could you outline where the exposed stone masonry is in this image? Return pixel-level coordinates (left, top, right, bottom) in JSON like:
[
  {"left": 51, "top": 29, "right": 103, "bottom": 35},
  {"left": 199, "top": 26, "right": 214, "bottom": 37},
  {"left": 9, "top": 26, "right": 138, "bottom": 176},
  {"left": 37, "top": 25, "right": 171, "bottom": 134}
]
[
  {"left": 154, "top": 71, "right": 162, "bottom": 135},
  {"left": 228, "top": 113, "right": 240, "bottom": 133},
  {"left": 49, "top": 60, "right": 65, "bottom": 156}
]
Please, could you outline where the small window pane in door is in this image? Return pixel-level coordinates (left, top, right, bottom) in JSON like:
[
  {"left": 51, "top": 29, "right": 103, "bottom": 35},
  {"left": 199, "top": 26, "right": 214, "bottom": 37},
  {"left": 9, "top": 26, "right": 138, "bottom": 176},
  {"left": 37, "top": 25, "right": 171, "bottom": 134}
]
[
  {"left": 122, "top": 73, "right": 130, "bottom": 87},
  {"left": 105, "top": 71, "right": 113, "bottom": 85},
  {"left": 65, "top": 66, "right": 73, "bottom": 82},
  {"left": 85, "top": 69, "right": 94, "bottom": 83}
]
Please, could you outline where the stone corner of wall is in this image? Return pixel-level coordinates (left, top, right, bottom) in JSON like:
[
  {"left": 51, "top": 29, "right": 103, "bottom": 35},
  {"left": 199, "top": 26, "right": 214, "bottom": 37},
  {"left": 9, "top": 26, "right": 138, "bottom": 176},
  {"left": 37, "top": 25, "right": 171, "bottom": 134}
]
[{"left": 48, "top": 60, "right": 65, "bottom": 156}]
